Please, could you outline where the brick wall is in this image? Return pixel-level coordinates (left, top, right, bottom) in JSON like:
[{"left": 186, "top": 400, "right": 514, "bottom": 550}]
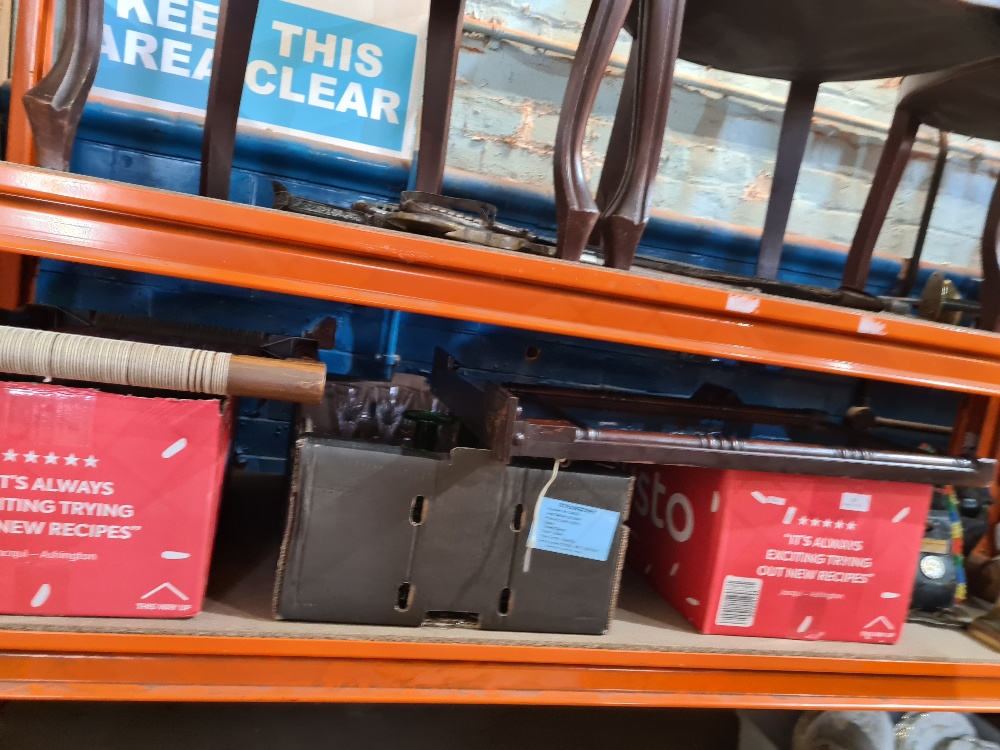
[{"left": 450, "top": 0, "right": 998, "bottom": 274}]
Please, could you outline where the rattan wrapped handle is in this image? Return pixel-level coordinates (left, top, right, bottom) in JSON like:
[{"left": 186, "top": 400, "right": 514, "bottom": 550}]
[{"left": 0, "top": 325, "right": 326, "bottom": 403}]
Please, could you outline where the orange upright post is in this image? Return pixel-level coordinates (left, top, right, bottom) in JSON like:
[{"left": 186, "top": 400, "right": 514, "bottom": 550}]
[{"left": 1, "top": 0, "right": 56, "bottom": 309}]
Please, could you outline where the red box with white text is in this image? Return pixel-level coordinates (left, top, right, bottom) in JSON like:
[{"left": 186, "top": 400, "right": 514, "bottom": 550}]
[
  {"left": 0, "top": 382, "right": 230, "bottom": 617},
  {"left": 628, "top": 466, "right": 932, "bottom": 643}
]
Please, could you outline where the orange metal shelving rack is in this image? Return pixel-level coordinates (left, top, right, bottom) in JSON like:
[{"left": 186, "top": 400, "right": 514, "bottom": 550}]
[
  {"left": 1, "top": 627, "right": 999, "bottom": 709},
  {"left": 0, "top": 159, "right": 998, "bottom": 709},
  {"left": 3, "top": 0, "right": 1000, "bottom": 711}
]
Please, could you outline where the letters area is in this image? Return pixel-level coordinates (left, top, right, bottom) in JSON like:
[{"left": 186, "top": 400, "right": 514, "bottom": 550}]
[{"left": 95, "top": 0, "right": 417, "bottom": 152}]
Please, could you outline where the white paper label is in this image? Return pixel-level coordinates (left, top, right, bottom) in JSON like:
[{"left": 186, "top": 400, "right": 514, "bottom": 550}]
[
  {"left": 858, "top": 316, "right": 887, "bottom": 335},
  {"left": 840, "top": 492, "right": 872, "bottom": 512},
  {"left": 725, "top": 294, "right": 760, "bottom": 314}
]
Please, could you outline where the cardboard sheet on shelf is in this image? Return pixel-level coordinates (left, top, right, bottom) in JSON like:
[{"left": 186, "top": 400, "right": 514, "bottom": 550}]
[{"left": 0, "top": 548, "right": 996, "bottom": 665}]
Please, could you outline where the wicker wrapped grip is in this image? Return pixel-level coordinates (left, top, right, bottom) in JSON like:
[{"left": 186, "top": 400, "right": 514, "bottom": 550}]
[{"left": 0, "top": 326, "right": 326, "bottom": 404}]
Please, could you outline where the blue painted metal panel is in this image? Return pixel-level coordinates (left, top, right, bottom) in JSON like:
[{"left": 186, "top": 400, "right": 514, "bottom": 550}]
[{"left": 72, "top": 102, "right": 983, "bottom": 297}]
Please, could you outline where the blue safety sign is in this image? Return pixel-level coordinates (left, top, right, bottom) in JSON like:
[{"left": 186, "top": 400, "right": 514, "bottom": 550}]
[{"left": 93, "top": 0, "right": 426, "bottom": 155}]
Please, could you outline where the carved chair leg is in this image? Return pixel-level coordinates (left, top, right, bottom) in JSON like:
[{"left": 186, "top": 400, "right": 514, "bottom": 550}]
[
  {"left": 22, "top": 0, "right": 103, "bottom": 171},
  {"left": 600, "top": 0, "right": 684, "bottom": 270},
  {"left": 553, "top": 0, "right": 633, "bottom": 262},
  {"left": 591, "top": 0, "right": 640, "bottom": 245}
]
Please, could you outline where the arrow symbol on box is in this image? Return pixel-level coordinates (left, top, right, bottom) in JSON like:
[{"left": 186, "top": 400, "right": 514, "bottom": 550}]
[
  {"left": 140, "top": 582, "right": 189, "bottom": 601},
  {"left": 863, "top": 615, "right": 895, "bottom": 631},
  {"left": 751, "top": 491, "right": 786, "bottom": 506}
]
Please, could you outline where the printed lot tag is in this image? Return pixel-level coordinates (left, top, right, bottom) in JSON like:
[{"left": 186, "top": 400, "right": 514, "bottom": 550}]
[
  {"left": 530, "top": 497, "right": 620, "bottom": 562},
  {"left": 840, "top": 492, "right": 872, "bottom": 512}
]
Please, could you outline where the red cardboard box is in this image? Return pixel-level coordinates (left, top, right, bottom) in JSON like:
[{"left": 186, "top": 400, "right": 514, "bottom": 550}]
[
  {"left": 628, "top": 466, "right": 933, "bottom": 643},
  {"left": 0, "top": 382, "right": 230, "bottom": 618}
]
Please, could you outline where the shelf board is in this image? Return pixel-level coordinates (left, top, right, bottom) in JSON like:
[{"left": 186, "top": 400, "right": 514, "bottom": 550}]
[
  {"left": 2, "top": 164, "right": 1000, "bottom": 395},
  {"left": 2, "top": 568, "right": 999, "bottom": 708}
]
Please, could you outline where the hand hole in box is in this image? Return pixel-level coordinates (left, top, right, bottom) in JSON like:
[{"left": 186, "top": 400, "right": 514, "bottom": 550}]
[
  {"left": 396, "top": 582, "right": 413, "bottom": 611},
  {"left": 410, "top": 495, "right": 426, "bottom": 525},
  {"left": 511, "top": 503, "right": 524, "bottom": 531},
  {"left": 498, "top": 587, "right": 512, "bottom": 616}
]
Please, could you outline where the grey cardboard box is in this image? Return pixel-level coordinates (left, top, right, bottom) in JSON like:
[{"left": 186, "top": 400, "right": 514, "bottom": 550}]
[{"left": 275, "top": 438, "right": 632, "bottom": 634}]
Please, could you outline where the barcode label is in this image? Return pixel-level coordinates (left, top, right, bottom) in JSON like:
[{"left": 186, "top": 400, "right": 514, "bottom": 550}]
[{"left": 715, "top": 576, "right": 762, "bottom": 628}]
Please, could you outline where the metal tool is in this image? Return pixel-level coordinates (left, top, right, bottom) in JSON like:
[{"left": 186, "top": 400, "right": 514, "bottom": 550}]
[
  {"left": 273, "top": 183, "right": 559, "bottom": 255},
  {"left": 272, "top": 183, "right": 368, "bottom": 225},
  {"left": 273, "top": 183, "right": 992, "bottom": 319},
  {"left": 881, "top": 271, "right": 981, "bottom": 323},
  {"left": 273, "top": 185, "right": 988, "bottom": 322},
  {"left": 431, "top": 349, "right": 996, "bottom": 486}
]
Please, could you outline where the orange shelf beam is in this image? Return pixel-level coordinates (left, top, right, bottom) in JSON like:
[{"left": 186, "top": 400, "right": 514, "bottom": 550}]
[
  {"left": 2, "top": 629, "right": 1000, "bottom": 709},
  {"left": 0, "top": 163, "right": 999, "bottom": 396}
]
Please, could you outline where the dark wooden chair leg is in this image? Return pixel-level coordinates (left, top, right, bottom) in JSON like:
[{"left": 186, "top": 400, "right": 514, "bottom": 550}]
[
  {"left": 600, "top": 0, "right": 683, "bottom": 270},
  {"left": 591, "top": 0, "right": 640, "bottom": 239},
  {"left": 554, "top": 0, "right": 633, "bottom": 262},
  {"left": 22, "top": 0, "right": 103, "bottom": 171},
  {"left": 841, "top": 108, "right": 921, "bottom": 291},
  {"left": 412, "top": 0, "right": 466, "bottom": 194},
  {"left": 591, "top": 28, "right": 639, "bottom": 245},
  {"left": 755, "top": 80, "right": 819, "bottom": 280},
  {"left": 896, "top": 131, "right": 948, "bottom": 297},
  {"left": 980, "top": 176, "right": 1000, "bottom": 332},
  {"left": 200, "top": 0, "right": 261, "bottom": 199}
]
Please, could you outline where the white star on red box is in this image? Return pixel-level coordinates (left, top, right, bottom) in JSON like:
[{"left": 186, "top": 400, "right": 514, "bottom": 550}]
[
  {"left": 796, "top": 516, "right": 860, "bottom": 531},
  {"left": 0, "top": 449, "right": 101, "bottom": 466}
]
